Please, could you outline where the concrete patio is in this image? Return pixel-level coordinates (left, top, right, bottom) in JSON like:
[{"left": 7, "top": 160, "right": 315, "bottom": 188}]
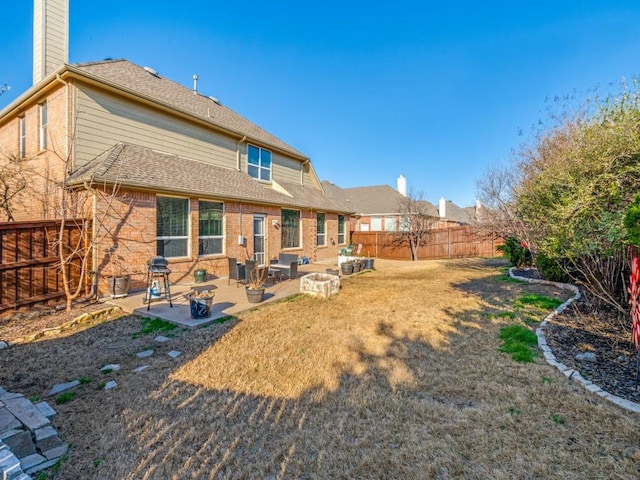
[{"left": 105, "top": 261, "right": 333, "bottom": 328}]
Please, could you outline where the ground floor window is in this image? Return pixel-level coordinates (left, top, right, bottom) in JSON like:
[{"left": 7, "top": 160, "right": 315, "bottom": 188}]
[
  {"left": 370, "top": 216, "right": 383, "bottom": 231},
  {"left": 317, "top": 212, "right": 326, "bottom": 246},
  {"left": 282, "top": 209, "right": 301, "bottom": 249},
  {"left": 157, "top": 196, "right": 189, "bottom": 258},
  {"left": 338, "top": 215, "right": 346, "bottom": 244},
  {"left": 199, "top": 201, "right": 224, "bottom": 256},
  {"left": 385, "top": 217, "right": 397, "bottom": 231}
]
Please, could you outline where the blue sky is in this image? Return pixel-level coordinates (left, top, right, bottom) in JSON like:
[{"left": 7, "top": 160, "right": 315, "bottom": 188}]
[{"left": 2, "top": 1, "right": 640, "bottom": 207}]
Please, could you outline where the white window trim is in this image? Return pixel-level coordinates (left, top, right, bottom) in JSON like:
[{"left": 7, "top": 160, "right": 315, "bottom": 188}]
[
  {"left": 247, "top": 144, "right": 272, "bottom": 182},
  {"left": 19, "top": 116, "right": 26, "bottom": 158},
  {"left": 198, "top": 200, "right": 225, "bottom": 257},
  {"left": 156, "top": 195, "right": 191, "bottom": 258},
  {"left": 38, "top": 102, "right": 47, "bottom": 151},
  {"left": 338, "top": 215, "right": 346, "bottom": 244},
  {"left": 282, "top": 208, "right": 301, "bottom": 249},
  {"left": 317, "top": 212, "right": 326, "bottom": 247}
]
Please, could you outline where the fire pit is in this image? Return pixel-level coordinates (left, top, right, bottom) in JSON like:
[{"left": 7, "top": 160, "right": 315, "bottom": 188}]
[{"left": 300, "top": 273, "right": 340, "bottom": 298}]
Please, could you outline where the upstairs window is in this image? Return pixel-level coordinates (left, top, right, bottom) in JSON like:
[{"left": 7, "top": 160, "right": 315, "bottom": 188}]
[
  {"left": 19, "top": 116, "right": 26, "bottom": 158},
  {"left": 199, "top": 201, "right": 224, "bottom": 256},
  {"left": 338, "top": 215, "right": 346, "bottom": 244},
  {"left": 282, "top": 209, "right": 301, "bottom": 249},
  {"left": 248, "top": 144, "right": 271, "bottom": 182},
  {"left": 156, "top": 196, "right": 189, "bottom": 258},
  {"left": 316, "top": 213, "right": 326, "bottom": 246},
  {"left": 39, "top": 102, "right": 47, "bottom": 151}
]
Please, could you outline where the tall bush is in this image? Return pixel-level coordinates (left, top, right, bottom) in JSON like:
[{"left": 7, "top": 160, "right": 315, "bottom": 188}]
[
  {"left": 481, "top": 79, "right": 640, "bottom": 315},
  {"left": 496, "top": 237, "right": 532, "bottom": 267}
]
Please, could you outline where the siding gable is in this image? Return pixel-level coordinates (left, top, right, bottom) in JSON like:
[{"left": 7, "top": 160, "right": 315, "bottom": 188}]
[{"left": 74, "top": 85, "right": 237, "bottom": 170}]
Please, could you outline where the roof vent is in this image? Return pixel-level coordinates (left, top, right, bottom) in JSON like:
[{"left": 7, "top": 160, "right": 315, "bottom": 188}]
[
  {"left": 208, "top": 96, "right": 221, "bottom": 105},
  {"left": 143, "top": 66, "right": 160, "bottom": 78}
]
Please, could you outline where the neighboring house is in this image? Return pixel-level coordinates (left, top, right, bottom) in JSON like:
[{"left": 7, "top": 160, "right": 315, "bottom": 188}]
[
  {"left": 437, "top": 197, "right": 479, "bottom": 226},
  {"left": 323, "top": 176, "right": 443, "bottom": 233},
  {"left": 0, "top": 0, "right": 351, "bottom": 292}
]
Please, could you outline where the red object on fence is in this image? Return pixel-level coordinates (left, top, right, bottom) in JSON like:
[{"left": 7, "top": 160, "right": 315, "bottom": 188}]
[{"left": 628, "top": 256, "right": 640, "bottom": 350}]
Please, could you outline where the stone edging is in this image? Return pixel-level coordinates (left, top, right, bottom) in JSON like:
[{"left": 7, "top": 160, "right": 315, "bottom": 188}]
[
  {"left": 1, "top": 306, "right": 123, "bottom": 349},
  {"left": 508, "top": 268, "right": 640, "bottom": 414}
]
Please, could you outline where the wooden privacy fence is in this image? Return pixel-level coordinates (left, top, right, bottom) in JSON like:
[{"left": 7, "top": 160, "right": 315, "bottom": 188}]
[
  {"left": 0, "top": 219, "right": 91, "bottom": 312},
  {"left": 351, "top": 226, "right": 503, "bottom": 260}
]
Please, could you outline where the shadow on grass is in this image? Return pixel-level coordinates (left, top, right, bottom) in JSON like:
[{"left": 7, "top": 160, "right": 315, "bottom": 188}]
[{"left": 0, "top": 259, "right": 636, "bottom": 479}]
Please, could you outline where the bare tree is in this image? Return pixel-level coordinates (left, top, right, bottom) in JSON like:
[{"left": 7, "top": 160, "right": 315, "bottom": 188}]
[
  {"left": 397, "top": 189, "right": 438, "bottom": 261},
  {"left": 20, "top": 111, "right": 136, "bottom": 310},
  {"left": 0, "top": 154, "right": 32, "bottom": 221}
]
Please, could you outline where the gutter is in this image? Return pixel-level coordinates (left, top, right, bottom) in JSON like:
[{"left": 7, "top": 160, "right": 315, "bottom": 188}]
[{"left": 0, "top": 64, "right": 68, "bottom": 125}]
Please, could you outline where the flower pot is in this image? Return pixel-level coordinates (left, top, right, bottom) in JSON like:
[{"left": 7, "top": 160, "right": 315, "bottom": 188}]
[
  {"left": 106, "top": 275, "right": 131, "bottom": 299},
  {"left": 352, "top": 262, "right": 361, "bottom": 273},
  {"left": 246, "top": 287, "right": 265, "bottom": 303},
  {"left": 365, "top": 258, "right": 375, "bottom": 269},
  {"left": 340, "top": 263, "right": 354, "bottom": 275},
  {"left": 326, "top": 268, "right": 339, "bottom": 276},
  {"left": 194, "top": 268, "right": 207, "bottom": 283}
]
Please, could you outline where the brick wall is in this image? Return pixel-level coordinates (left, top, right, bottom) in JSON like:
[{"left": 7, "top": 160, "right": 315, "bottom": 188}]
[
  {"left": 0, "top": 83, "right": 69, "bottom": 221},
  {"left": 93, "top": 190, "right": 348, "bottom": 295}
]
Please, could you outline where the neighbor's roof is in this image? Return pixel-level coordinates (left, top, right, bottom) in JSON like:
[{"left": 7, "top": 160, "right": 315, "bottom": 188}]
[
  {"left": 322, "top": 182, "right": 438, "bottom": 216},
  {"left": 69, "top": 59, "right": 306, "bottom": 159},
  {"left": 440, "top": 200, "right": 477, "bottom": 224},
  {"left": 68, "top": 143, "right": 351, "bottom": 212}
]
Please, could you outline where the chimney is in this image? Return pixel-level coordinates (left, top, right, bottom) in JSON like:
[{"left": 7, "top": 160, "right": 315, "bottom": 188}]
[
  {"left": 33, "top": 0, "right": 69, "bottom": 84},
  {"left": 396, "top": 174, "right": 407, "bottom": 196},
  {"left": 439, "top": 197, "right": 446, "bottom": 218}
]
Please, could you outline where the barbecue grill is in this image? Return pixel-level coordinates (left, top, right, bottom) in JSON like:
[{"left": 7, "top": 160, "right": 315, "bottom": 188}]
[{"left": 145, "top": 256, "right": 173, "bottom": 310}]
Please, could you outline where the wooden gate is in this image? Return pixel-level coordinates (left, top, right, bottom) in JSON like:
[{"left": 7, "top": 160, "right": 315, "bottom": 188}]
[
  {"left": 0, "top": 219, "right": 91, "bottom": 312},
  {"left": 351, "top": 226, "right": 502, "bottom": 260}
]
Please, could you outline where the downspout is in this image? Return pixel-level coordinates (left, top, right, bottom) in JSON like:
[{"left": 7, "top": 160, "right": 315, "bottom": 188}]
[
  {"left": 55, "top": 74, "right": 70, "bottom": 161},
  {"left": 236, "top": 135, "right": 246, "bottom": 171},
  {"left": 54, "top": 74, "right": 98, "bottom": 303},
  {"left": 237, "top": 136, "right": 247, "bottom": 254}
]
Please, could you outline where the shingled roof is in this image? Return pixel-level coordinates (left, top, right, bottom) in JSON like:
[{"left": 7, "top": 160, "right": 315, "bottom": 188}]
[
  {"left": 322, "top": 182, "right": 439, "bottom": 217},
  {"left": 439, "top": 199, "right": 477, "bottom": 224},
  {"left": 68, "top": 143, "right": 351, "bottom": 212},
  {"left": 69, "top": 59, "right": 306, "bottom": 159}
]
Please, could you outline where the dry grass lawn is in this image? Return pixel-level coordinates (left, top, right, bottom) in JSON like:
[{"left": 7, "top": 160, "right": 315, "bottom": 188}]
[{"left": 1, "top": 258, "right": 639, "bottom": 479}]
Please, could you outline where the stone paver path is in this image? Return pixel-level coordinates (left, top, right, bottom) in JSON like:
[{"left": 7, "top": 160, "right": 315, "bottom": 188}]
[{"left": 1, "top": 312, "right": 184, "bottom": 479}]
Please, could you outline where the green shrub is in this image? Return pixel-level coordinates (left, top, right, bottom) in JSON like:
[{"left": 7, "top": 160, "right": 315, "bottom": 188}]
[
  {"left": 624, "top": 192, "right": 640, "bottom": 246},
  {"left": 535, "top": 253, "right": 568, "bottom": 282},
  {"left": 497, "top": 237, "right": 532, "bottom": 267}
]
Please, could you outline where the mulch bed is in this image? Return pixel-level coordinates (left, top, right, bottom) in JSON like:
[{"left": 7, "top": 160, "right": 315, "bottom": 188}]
[{"left": 514, "top": 268, "right": 640, "bottom": 405}]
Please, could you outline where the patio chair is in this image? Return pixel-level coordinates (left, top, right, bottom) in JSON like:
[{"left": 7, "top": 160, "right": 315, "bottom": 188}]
[{"left": 227, "top": 257, "right": 245, "bottom": 287}]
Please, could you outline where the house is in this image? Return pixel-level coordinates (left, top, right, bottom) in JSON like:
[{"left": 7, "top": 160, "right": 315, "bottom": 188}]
[
  {"left": 323, "top": 175, "right": 443, "bottom": 232},
  {"left": 0, "top": 0, "right": 352, "bottom": 293},
  {"left": 437, "top": 197, "right": 479, "bottom": 226}
]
